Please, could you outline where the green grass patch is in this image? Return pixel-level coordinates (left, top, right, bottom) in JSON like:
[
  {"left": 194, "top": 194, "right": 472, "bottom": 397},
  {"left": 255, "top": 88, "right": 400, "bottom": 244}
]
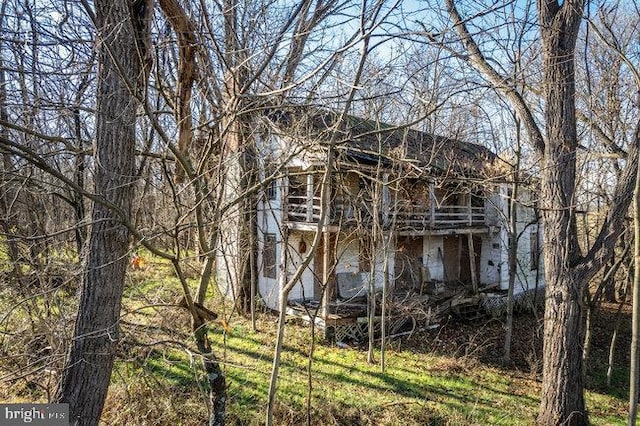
[
  {"left": 1, "top": 251, "right": 621, "bottom": 425},
  {"left": 102, "top": 253, "right": 628, "bottom": 425}
]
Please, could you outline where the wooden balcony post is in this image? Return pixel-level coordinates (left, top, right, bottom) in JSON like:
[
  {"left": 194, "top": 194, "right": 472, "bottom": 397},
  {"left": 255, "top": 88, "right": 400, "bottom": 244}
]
[
  {"left": 306, "top": 174, "right": 314, "bottom": 222},
  {"left": 467, "top": 192, "right": 472, "bottom": 225},
  {"left": 468, "top": 231, "right": 478, "bottom": 294}
]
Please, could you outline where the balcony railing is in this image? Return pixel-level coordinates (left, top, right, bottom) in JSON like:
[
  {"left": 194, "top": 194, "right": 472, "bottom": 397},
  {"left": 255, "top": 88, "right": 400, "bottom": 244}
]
[
  {"left": 285, "top": 196, "right": 489, "bottom": 229},
  {"left": 287, "top": 195, "right": 322, "bottom": 222},
  {"left": 394, "top": 203, "right": 486, "bottom": 229}
]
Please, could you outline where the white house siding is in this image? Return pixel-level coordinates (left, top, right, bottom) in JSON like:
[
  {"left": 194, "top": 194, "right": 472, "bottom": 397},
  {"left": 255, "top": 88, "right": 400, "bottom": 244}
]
[
  {"left": 256, "top": 162, "right": 284, "bottom": 310},
  {"left": 422, "top": 235, "right": 444, "bottom": 281},
  {"left": 334, "top": 235, "right": 360, "bottom": 274},
  {"left": 495, "top": 184, "right": 545, "bottom": 293},
  {"left": 479, "top": 234, "right": 501, "bottom": 285},
  {"left": 333, "top": 234, "right": 394, "bottom": 294},
  {"left": 256, "top": 232, "right": 280, "bottom": 311},
  {"left": 286, "top": 232, "right": 315, "bottom": 302}
]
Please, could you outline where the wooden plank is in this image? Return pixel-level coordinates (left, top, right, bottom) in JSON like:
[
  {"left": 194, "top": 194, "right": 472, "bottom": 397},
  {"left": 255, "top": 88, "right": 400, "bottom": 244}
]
[{"left": 467, "top": 232, "right": 478, "bottom": 293}]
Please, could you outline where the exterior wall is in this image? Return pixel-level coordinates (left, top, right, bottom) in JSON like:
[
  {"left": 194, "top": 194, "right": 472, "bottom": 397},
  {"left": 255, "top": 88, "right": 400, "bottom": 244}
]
[
  {"left": 286, "top": 232, "right": 315, "bottom": 301},
  {"left": 494, "top": 184, "right": 545, "bottom": 293},
  {"left": 254, "top": 131, "right": 324, "bottom": 310},
  {"left": 333, "top": 234, "right": 394, "bottom": 294},
  {"left": 256, "top": 169, "right": 284, "bottom": 310},
  {"left": 416, "top": 185, "right": 537, "bottom": 291},
  {"left": 256, "top": 228, "right": 397, "bottom": 308},
  {"left": 421, "top": 234, "right": 501, "bottom": 285},
  {"left": 256, "top": 233, "right": 280, "bottom": 311},
  {"left": 334, "top": 235, "right": 360, "bottom": 274},
  {"left": 422, "top": 236, "right": 444, "bottom": 281},
  {"left": 479, "top": 234, "right": 501, "bottom": 285},
  {"left": 256, "top": 229, "right": 317, "bottom": 310}
]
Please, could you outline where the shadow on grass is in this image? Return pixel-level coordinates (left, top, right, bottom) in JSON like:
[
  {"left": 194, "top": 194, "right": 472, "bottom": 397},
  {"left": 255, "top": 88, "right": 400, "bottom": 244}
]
[
  {"left": 142, "top": 350, "right": 197, "bottom": 388},
  {"left": 215, "top": 331, "right": 539, "bottom": 423}
]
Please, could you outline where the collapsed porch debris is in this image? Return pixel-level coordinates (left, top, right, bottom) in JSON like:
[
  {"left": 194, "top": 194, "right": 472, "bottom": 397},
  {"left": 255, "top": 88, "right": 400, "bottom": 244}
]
[{"left": 285, "top": 277, "right": 543, "bottom": 343}]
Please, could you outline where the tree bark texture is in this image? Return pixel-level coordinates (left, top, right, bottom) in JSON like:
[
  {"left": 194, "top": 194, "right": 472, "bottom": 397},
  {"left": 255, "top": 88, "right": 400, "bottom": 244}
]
[
  {"left": 629, "top": 149, "right": 640, "bottom": 424},
  {"left": 194, "top": 325, "right": 226, "bottom": 426},
  {"left": 537, "top": 1, "right": 586, "bottom": 424},
  {"left": 158, "top": 0, "right": 197, "bottom": 182},
  {"left": 55, "top": 1, "right": 146, "bottom": 424},
  {"left": 503, "top": 180, "right": 518, "bottom": 364}
]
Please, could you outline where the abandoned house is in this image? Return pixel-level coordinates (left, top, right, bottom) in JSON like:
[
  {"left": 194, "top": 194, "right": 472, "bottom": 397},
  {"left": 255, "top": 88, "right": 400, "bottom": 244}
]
[{"left": 216, "top": 108, "right": 544, "bottom": 340}]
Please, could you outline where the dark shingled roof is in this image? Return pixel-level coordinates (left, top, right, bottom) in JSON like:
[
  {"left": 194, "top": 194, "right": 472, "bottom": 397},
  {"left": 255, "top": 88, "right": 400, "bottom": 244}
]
[{"left": 266, "top": 107, "right": 498, "bottom": 178}]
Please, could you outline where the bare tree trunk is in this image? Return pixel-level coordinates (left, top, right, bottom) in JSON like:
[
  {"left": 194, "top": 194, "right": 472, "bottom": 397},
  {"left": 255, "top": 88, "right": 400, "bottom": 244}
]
[
  {"left": 380, "top": 230, "right": 390, "bottom": 372},
  {"left": 215, "top": 0, "right": 257, "bottom": 315},
  {"left": 629, "top": 151, "right": 640, "bottom": 424},
  {"left": 55, "top": 1, "right": 147, "bottom": 423},
  {"left": 267, "top": 290, "right": 289, "bottom": 426},
  {"left": 503, "top": 147, "right": 519, "bottom": 364},
  {"left": 195, "top": 326, "right": 226, "bottom": 426},
  {"left": 503, "top": 188, "right": 518, "bottom": 364},
  {"left": 607, "top": 307, "right": 622, "bottom": 388},
  {"left": 536, "top": 2, "right": 587, "bottom": 424},
  {"left": 438, "top": 2, "right": 638, "bottom": 423},
  {"left": 604, "top": 255, "right": 617, "bottom": 302},
  {"left": 172, "top": 255, "right": 226, "bottom": 426},
  {"left": 367, "top": 197, "right": 379, "bottom": 364},
  {"left": 266, "top": 171, "right": 307, "bottom": 426},
  {"left": 583, "top": 302, "right": 594, "bottom": 375},
  {"left": 70, "top": 54, "right": 95, "bottom": 257},
  {"left": 607, "top": 277, "right": 629, "bottom": 388},
  {"left": 0, "top": 4, "right": 22, "bottom": 284},
  {"left": 305, "top": 300, "right": 320, "bottom": 426},
  {"left": 584, "top": 243, "right": 629, "bottom": 369}
]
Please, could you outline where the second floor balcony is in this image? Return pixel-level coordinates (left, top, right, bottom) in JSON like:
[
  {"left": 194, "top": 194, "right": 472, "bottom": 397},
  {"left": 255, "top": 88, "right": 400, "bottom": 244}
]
[{"left": 285, "top": 194, "right": 492, "bottom": 231}]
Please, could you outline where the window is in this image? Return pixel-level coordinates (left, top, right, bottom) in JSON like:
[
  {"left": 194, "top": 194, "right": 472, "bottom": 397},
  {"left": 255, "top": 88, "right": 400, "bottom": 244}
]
[
  {"left": 506, "top": 187, "right": 513, "bottom": 221},
  {"left": 530, "top": 231, "right": 539, "bottom": 270},
  {"left": 266, "top": 178, "right": 276, "bottom": 200},
  {"left": 263, "top": 233, "right": 277, "bottom": 278}
]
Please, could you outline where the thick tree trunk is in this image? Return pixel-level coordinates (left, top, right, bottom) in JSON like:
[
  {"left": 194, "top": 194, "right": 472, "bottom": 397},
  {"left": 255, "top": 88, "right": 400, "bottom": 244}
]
[
  {"left": 538, "top": 274, "right": 586, "bottom": 425},
  {"left": 629, "top": 156, "right": 640, "bottom": 424},
  {"left": 444, "top": 1, "right": 634, "bottom": 423},
  {"left": 55, "top": 1, "right": 144, "bottom": 423},
  {"left": 537, "top": 1, "right": 587, "bottom": 424}
]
